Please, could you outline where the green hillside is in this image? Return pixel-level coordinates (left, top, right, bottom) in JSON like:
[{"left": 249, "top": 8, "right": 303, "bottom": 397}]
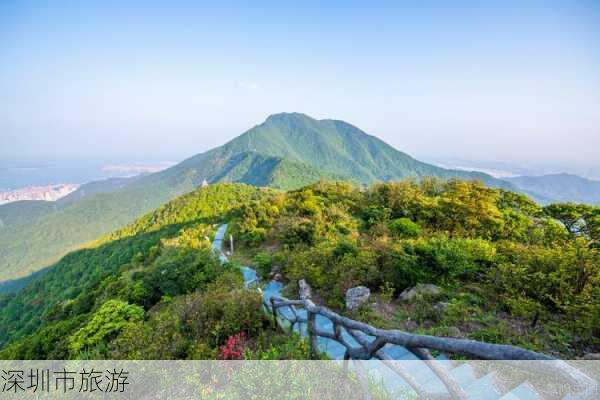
[
  {"left": 0, "top": 200, "right": 56, "bottom": 229},
  {"left": 0, "top": 181, "right": 597, "bottom": 360},
  {"left": 0, "top": 153, "right": 334, "bottom": 281},
  {"left": 0, "top": 113, "right": 517, "bottom": 282},
  {"left": 0, "top": 184, "right": 273, "bottom": 351}
]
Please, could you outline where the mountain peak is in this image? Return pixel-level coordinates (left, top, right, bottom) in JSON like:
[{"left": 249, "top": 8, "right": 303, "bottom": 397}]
[{"left": 265, "top": 112, "right": 314, "bottom": 123}]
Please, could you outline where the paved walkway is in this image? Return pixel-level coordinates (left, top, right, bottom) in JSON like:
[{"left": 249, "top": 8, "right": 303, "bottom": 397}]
[{"left": 212, "top": 224, "right": 541, "bottom": 400}]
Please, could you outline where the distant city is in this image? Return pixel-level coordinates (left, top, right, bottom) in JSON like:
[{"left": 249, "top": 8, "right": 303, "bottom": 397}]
[{"left": 0, "top": 184, "right": 79, "bottom": 205}]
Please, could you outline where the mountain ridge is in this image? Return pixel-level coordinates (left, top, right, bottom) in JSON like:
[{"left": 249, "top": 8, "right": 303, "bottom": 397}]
[
  {"left": 508, "top": 173, "right": 600, "bottom": 205},
  {"left": 0, "top": 113, "right": 560, "bottom": 282}
]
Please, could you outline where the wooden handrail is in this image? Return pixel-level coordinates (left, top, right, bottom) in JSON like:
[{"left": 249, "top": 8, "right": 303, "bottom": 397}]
[{"left": 263, "top": 279, "right": 597, "bottom": 399}]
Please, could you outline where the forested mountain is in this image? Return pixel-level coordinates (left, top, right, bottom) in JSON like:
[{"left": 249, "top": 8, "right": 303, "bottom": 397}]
[
  {"left": 0, "top": 113, "right": 525, "bottom": 282},
  {"left": 508, "top": 173, "right": 600, "bottom": 205},
  {"left": 0, "top": 181, "right": 597, "bottom": 360},
  {"left": 181, "top": 112, "right": 516, "bottom": 186},
  {"left": 0, "top": 184, "right": 292, "bottom": 358}
]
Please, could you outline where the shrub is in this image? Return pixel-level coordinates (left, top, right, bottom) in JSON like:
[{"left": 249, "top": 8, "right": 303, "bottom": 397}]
[
  {"left": 68, "top": 300, "right": 144, "bottom": 355},
  {"left": 362, "top": 205, "right": 392, "bottom": 228},
  {"left": 182, "top": 274, "right": 264, "bottom": 347},
  {"left": 379, "top": 281, "right": 395, "bottom": 304},
  {"left": 378, "top": 243, "right": 424, "bottom": 291},
  {"left": 412, "top": 294, "right": 442, "bottom": 324},
  {"left": 110, "top": 300, "right": 189, "bottom": 360},
  {"left": 246, "top": 332, "right": 312, "bottom": 360},
  {"left": 253, "top": 252, "right": 273, "bottom": 278},
  {"left": 133, "top": 247, "right": 222, "bottom": 308},
  {"left": 280, "top": 217, "right": 317, "bottom": 245},
  {"left": 411, "top": 236, "right": 496, "bottom": 280},
  {"left": 388, "top": 218, "right": 421, "bottom": 238},
  {"left": 218, "top": 332, "right": 247, "bottom": 360}
]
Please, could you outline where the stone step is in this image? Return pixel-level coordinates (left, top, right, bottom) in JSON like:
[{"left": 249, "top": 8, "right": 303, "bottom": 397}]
[
  {"left": 421, "top": 363, "right": 477, "bottom": 394},
  {"left": 498, "top": 382, "right": 540, "bottom": 400},
  {"left": 462, "top": 372, "right": 502, "bottom": 400}
]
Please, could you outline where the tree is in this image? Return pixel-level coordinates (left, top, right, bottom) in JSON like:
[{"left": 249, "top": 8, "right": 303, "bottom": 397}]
[
  {"left": 437, "top": 180, "right": 504, "bottom": 238},
  {"left": 68, "top": 300, "right": 144, "bottom": 355},
  {"left": 544, "top": 203, "right": 590, "bottom": 234},
  {"left": 544, "top": 203, "right": 600, "bottom": 246},
  {"left": 388, "top": 218, "right": 421, "bottom": 238}
]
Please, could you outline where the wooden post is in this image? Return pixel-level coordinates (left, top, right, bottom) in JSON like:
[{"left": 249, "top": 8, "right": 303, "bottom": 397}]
[
  {"left": 270, "top": 298, "right": 278, "bottom": 329},
  {"left": 229, "top": 234, "right": 233, "bottom": 254}
]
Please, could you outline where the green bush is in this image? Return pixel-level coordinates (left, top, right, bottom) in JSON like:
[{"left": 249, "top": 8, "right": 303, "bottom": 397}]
[
  {"left": 68, "top": 300, "right": 144, "bottom": 355},
  {"left": 412, "top": 294, "right": 442, "bottom": 324},
  {"left": 411, "top": 236, "right": 496, "bottom": 280},
  {"left": 378, "top": 244, "right": 424, "bottom": 291},
  {"left": 280, "top": 217, "right": 317, "bottom": 245},
  {"left": 388, "top": 218, "right": 421, "bottom": 238},
  {"left": 253, "top": 251, "right": 274, "bottom": 278},
  {"left": 182, "top": 273, "right": 265, "bottom": 347},
  {"left": 110, "top": 300, "right": 190, "bottom": 359},
  {"left": 245, "top": 332, "right": 312, "bottom": 360}
]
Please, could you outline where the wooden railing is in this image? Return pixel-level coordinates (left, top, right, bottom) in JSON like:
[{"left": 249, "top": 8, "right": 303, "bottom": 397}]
[{"left": 265, "top": 279, "right": 597, "bottom": 400}]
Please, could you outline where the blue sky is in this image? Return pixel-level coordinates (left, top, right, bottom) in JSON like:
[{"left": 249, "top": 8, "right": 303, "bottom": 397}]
[{"left": 1, "top": 0, "right": 599, "bottom": 169}]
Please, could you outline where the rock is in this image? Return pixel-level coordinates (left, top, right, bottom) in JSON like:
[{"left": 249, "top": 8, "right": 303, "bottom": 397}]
[
  {"left": 346, "top": 286, "right": 371, "bottom": 311},
  {"left": 583, "top": 353, "right": 600, "bottom": 360},
  {"left": 433, "top": 302, "right": 449, "bottom": 313},
  {"left": 273, "top": 273, "right": 283, "bottom": 282},
  {"left": 399, "top": 284, "right": 441, "bottom": 302}
]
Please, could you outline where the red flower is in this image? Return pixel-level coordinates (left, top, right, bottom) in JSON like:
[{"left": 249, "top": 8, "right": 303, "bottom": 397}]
[{"left": 218, "top": 332, "right": 246, "bottom": 360}]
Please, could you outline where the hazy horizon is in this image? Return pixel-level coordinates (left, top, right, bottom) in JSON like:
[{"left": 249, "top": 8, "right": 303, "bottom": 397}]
[{"left": 2, "top": 1, "right": 599, "bottom": 171}]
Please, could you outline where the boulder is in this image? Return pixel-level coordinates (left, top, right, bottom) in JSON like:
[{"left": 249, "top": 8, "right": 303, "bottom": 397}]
[
  {"left": 272, "top": 273, "right": 283, "bottom": 282},
  {"left": 399, "top": 284, "right": 441, "bottom": 302},
  {"left": 346, "top": 286, "right": 371, "bottom": 311}
]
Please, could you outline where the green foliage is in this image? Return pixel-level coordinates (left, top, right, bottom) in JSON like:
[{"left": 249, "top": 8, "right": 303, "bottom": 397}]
[
  {"left": 2, "top": 178, "right": 599, "bottom": 360},
  {"left": 0, "top": 316, "right": 86, "bottom": 360},
  {"left": 363, "top": 205, "right": 392, "bottom": 227},
  {"left": 229, "top": 179, "right": 599, "bottom": 355},
  {"left": 379, "top": 281, "right": 395, "bottom": 305},
  {"left": 544, "top": 203, "right": 600, "bottom": 247},
  {"left": 109, "top": 267, "right": 304, "bottom": 360},
  {"left": 411, "top": 295, "right": 443, "bottom": 324},
  {"left": 181, "top": 273, "right": 265, "bottom": 347},
  {"left": 409, "top": 236, "right": 496, "bottom": 280},
  {"left": 253, "top": 252, "right": 274, "bottom": 278},
  {"left": 130, "top": 246, "right": 222, "bottom": 307},
  {"left": 68, "top": 300, "right": 144, "bottom": 355},
  {"left": 244, "top": 332, "right": 312, "bottom": 360},
  {"left": 0, "top": 184, "right": 268, "bottom": 349},
  {"left": 388, "top": 218, "right": 421, "bottom": 238}
]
